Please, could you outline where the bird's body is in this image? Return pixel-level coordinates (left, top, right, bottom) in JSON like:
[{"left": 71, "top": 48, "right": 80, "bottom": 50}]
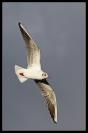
[
  {"left": 15, "top": 65, "right": 47, "bottom": 80},
  {"left": 15, "top": 22, "right": 58, "bottom": 123}
]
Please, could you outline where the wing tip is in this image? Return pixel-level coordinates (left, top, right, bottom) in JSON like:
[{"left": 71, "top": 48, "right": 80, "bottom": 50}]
[
  {"left": 54, "top": 119, "right": 57, "bottom": 124},
  {"left": 54, "top": 105, "right": 57, "bottom": 124},
  {"left": 18, "top": 22, "right": 21, "bottom": 28},
  {"left": 18, "top": 22, "right": 32, "bottom": 39},
  {"left": 53, "top": 114, "right": 57, "bottom": 124},
  {"left": 18, "top": 22, "right": 21, "bottom": 25}
]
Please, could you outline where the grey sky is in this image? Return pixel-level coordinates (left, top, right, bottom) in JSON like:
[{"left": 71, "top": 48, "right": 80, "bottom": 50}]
[{"left": 2, "top": 2, "right": 86, "bottom": 131}]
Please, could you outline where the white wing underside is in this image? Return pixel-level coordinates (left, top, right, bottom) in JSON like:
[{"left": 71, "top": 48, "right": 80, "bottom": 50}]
[
  {"left": 18, "top": 23, "right": 41, "bottom": 70},
  {"left": 35, "top": 79, "right": 57, "bottom": 123}
]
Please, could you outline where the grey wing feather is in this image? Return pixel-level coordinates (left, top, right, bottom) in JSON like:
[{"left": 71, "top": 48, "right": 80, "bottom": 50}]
[
  {"left": 35, "top": 79, "right": 57, "bottom": 123},
  {"left": 18, "top": 22, "right": 41, "bottom": 69}
]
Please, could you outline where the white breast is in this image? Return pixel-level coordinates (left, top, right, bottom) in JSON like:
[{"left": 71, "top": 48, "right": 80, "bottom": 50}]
[{"left": 25, "top": 67, "right": 43, "bottom": 80}]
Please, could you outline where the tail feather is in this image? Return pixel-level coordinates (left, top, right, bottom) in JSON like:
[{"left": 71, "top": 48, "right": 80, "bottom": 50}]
[{"left": 15, "top": 65, "right": 28, "bottom": 83}]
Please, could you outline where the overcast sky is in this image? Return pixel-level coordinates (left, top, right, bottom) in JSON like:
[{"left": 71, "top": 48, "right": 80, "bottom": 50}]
[{"left": 2, "top": 2, "right": 85, "bottom": 131}]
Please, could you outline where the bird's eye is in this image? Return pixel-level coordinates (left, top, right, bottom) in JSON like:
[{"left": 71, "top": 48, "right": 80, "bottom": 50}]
[{"left": 42, "top": 73, "right": 47, "bottom": 77}]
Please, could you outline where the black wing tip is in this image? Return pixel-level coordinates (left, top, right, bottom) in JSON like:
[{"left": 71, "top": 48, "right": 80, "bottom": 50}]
[{"left": 18, "top": 22, "right": 21, "bottom": 27}]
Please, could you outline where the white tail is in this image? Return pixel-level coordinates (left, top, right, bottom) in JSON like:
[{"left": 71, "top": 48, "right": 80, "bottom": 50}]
[{"left": 15, "top": 65, "right": 28, "bottom": 83}]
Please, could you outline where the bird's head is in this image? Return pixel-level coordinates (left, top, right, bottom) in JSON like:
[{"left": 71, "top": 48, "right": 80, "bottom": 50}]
[{"left": 42, "top": 72, "right": 48, "bottom": 79}]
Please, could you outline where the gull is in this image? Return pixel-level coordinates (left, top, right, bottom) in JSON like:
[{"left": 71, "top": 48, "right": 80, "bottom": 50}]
[{"left": 15, "top": 22, "right": 57, "bottom": 123}]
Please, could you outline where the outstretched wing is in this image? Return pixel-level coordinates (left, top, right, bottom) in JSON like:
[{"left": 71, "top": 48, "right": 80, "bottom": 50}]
[
  {"left": 35, "top": 79, "right": 57, "bottom": 123},
  {"left": 18, "top": 22, "right": 41, "bottom": 70}
]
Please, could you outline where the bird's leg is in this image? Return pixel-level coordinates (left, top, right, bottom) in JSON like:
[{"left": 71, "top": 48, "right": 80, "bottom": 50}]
[{"left": 19, "top": 73, "right": 24, "bottom": 76}]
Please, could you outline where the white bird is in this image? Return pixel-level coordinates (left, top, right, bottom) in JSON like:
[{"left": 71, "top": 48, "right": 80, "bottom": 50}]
[{"left": 15, "top": 22, "right": 57, "bottom": 123}]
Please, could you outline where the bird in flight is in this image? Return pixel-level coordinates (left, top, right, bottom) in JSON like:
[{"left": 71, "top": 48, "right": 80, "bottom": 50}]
[{"left": 15, "top": 22, "right": 57, "bottom": 123}]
